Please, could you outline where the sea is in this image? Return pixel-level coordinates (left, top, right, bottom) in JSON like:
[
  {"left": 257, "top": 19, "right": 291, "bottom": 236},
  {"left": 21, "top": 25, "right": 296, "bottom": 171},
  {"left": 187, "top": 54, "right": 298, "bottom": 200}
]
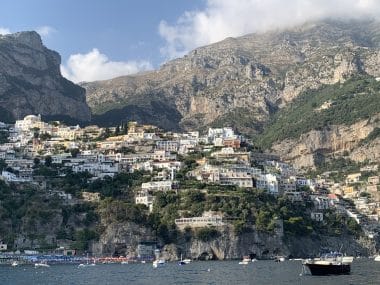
[{"left": 1, "top": 258, "right": 379, "bottom": 285}]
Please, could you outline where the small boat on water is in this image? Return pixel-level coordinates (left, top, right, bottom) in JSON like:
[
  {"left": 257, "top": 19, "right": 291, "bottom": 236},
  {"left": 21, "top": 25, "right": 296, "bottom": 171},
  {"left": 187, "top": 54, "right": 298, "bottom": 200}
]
[
  {"left": 274, "top": 256, "right": 286, "bottom": 262},
  {"left": 374, "top": 255, "right": 380, "bottom": 262},
  {"left": 153, "top": 259, "right": 165, "bottom": 268},
  {"left": 11, "top": 261, "right": 18, "bottom": 267},
  {"left": 35, "top": 261, "right": 50, "bottom": 268},
  {"left": 78, "top": 254, "right": 96, "bottom": 267},
  {"left": 302, "top": 252, "right": 354, "bottom": 275},
  {"left": 178, "top": 254, "right": 191, "bottom": 265},
  {"left": 239, "top": 256, "right": 251, "bottom": 265}
]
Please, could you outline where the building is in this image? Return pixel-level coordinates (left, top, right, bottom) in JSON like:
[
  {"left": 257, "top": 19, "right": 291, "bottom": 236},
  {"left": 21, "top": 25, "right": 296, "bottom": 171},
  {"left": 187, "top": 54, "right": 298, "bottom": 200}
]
[
  {"left": 256, "top": 174, "right": 279, "bottom": 194},
  {"left": 155, "top": 140, "right": 179, "bottom": 152},
  {"left": 141, "top": 180, "right": 176, "bottom": 192},
  {"left": 82, "top": 192, "right": 101, "bottom": 202},
  {"left": 368, "top": 176, "right": 379, "bottom": 185},
  {"left": 135, "top": 190, "right": 154, "bottom": 212},
  {"left": 175, "top": 212, "right": 224, "bottom": 230},
  {"left": 345, "top": 173, "right": 361, "bottom": 184},
  {"left": 311, "top": 212, "right": 324, "bottom": 222}
]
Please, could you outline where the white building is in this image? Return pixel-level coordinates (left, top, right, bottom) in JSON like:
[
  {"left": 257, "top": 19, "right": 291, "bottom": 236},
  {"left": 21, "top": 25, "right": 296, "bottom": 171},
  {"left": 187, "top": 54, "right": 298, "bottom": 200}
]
[
  {"left": 175, "top": 212, "right": 224, "bottom": 229},
  {"left": 135, "top": 190, "right": 154, "bottom": 212},
  {"left": 141, "top": 180, "right": 176, "bottom": 192},
  {"left": 256, "top": 174, "right": 279, "bottom": 194}
]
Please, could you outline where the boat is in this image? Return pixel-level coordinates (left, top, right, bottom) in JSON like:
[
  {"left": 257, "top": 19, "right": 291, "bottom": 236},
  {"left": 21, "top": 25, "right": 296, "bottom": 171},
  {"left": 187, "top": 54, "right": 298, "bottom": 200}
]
[
  {"left": 78, "top": 254, "right": 96, "bottom": 267},
  {"left": 35, "top": 261, "right": 50, "bottom": 268},
  {"left": 178, "top": 254, "right": 191, "bottom": 265},
  {"left": 121, "top": 261, "right": 129, "bottom": 264},
  {"left": 274, "top": 256, "right": 286, "bottom": 262},
  {"left": 11, "top": 261, "right": 18, "bottom": 267},
  {"left": 153, "top": 259, "right": 165, "bottom": 268},
  {"left": 302, "top": 252, "right": 354, "bottom": 275},
  {"left": 239, "top": 256, "right": 251, "bottom": 265},
  {"left": 374, "top": 255, "right": 380, "bottom": 262}
]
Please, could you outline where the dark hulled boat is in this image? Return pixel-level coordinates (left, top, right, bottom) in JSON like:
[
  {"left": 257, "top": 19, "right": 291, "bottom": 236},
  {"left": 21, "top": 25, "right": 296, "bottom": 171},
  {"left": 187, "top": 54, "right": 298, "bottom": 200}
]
[{"left": 302, "top": 253, "right": 354, "bottom": 276}]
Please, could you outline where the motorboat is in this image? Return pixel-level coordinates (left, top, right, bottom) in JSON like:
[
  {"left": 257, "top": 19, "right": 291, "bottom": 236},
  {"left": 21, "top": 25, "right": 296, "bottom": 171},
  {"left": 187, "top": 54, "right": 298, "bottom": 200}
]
[
  {"left": 374, "top": 255, "right": 380, "bottom": 262},
  {"left": 274, "top": 256, "right": 286, "bottom": 262},
  {"left": 178, "top": 254, "right": 191, "bottom": 265},
  {"left": 239, "top": 256, "right": 251, "bottom": 265},
  {"left": 35, "top": 261, "right": 50, "bottom": 268},
  {"left": 302, "top": 252, "right": 353, "bottom": 275},
  {"left": 153, "top": 259, "right": 165, "bottom": 268},
  {"left": 11, "top": 261, "right": 18, "bottom": 267}
]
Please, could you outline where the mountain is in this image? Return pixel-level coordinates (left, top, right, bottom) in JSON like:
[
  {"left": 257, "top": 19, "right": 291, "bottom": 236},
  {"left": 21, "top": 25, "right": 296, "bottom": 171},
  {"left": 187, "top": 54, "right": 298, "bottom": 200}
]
[
  {"left": 0, "top": 31, "right": 91, "bottom": 123},
  {"left": 85, "top": 20, "right": 380, "bottom": 133},
  {"left": 84, "top": 20, "right": 380, "bottom": 168}
]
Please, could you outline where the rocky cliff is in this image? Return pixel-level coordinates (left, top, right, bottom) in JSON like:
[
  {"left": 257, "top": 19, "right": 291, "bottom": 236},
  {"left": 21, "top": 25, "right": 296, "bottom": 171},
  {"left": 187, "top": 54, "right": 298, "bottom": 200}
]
[
  {"left": 0, "top": 31, "right": 91, "bottom": 123},
  {"left": 84, "top": 20, "right": 380, "bottom": 134},
  {"left": 91, "top": 223, "right": 376, "bottom": 260},
  {"left": 270, "top": 116, "right": 380, "bottom": 169}
]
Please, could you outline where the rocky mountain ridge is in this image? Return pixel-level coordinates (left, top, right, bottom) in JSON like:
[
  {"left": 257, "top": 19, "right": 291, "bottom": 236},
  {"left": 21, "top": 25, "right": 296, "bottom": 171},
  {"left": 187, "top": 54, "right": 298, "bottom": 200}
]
[
  {"left": 0, "top": 31, "right": 91, "bottom": 123},
  {"left": 85, "top": 20, "right": 380, "bottom": 135}
]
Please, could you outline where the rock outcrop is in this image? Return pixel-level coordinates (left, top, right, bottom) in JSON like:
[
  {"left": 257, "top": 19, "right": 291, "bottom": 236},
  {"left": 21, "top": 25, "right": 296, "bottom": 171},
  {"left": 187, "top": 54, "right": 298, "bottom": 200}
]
[
  {"left": 0, "top": 31, "right": 91, "bottom": 123},
  {"left": 270, "top": 116, "right": 380, "bottom": 169},
  {"left": 91, "top": 223, "right": 375, "bottom": 259}
]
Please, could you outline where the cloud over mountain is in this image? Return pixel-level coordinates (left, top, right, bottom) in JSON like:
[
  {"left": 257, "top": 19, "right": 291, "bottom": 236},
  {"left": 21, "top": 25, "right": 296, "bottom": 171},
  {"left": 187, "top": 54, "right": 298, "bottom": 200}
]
[
  {"left": 61, "top": 48, "right": 153, "bottom": 83},
  {"left": 159, "top": 0, "right": 380, "bottom": 58}
]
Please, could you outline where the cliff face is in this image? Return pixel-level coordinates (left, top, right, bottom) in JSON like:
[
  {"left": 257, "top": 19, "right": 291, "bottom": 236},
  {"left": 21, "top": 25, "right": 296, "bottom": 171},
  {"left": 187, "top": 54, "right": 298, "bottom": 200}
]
[
  {"left": 84, "top": 20, "right": 380, "bottom": 134},
  {"left": 0, "top": 31, "right": 91, "bottom": 123},
  {"left": 91, "top": 223, "right": 375, "bottom": 259},
  {"left": 270, "top": 116, "right": 380, "bottom": 169}
]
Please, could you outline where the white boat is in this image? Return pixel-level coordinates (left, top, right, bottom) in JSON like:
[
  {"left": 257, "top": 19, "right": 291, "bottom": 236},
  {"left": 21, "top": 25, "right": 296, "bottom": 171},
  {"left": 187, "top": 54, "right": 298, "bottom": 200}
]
[
  {"left": 153, "top": 259, "right": 165, "bottom": 268},
  {"left": 178, "top": 254, "right": 191, "bottom": 265},
  {"left": 239, "top": 257, "right": 251, "bottom": 265},
  {"left": 11, "top": 261, "right": 18, "bottom": 267},
  {"left": 78, "top": 254, "right": 96, "bottom": 267},
  {"left": 121, "top": 261, "right": 129, "bottom": 264},
  {"left": 35, "top": 261, "right": 50, "bottom": 268},
  {"left": 374, "top": 255, "right": 380, "bottom": 262},
  {"left": 274, "top": 256, "right": 286, "bottom": 262}
]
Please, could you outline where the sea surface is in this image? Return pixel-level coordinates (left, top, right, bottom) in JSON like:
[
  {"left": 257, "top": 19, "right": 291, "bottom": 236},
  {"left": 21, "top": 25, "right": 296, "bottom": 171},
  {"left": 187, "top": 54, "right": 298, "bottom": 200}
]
[{"left": 1, "top": 258, "right": 379, "bottom": 285}]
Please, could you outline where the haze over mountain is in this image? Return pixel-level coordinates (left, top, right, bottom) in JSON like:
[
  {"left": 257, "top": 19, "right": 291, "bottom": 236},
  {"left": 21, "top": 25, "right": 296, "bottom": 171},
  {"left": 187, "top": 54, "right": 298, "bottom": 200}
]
[{"left": 0, "top": 31, "right": 91, "bottom": 123}]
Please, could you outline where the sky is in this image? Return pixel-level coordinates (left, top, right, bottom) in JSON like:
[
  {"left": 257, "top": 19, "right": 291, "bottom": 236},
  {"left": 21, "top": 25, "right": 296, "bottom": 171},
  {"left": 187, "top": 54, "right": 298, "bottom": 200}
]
[{"left": 1, "top": 0, "right": 380, "bottom": 83}]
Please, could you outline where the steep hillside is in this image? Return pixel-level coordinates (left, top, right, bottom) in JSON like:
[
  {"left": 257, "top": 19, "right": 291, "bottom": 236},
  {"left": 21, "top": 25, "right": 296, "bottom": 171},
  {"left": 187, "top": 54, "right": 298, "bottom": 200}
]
[
  {"left": 84, "top": 20, "right": 380, "bottom": 134},
  {"left": 0, "top": 31, "right": 91, "bottom": 123},
  {"left": 258, "top": 76, "right": 380, "bottom": 168}
]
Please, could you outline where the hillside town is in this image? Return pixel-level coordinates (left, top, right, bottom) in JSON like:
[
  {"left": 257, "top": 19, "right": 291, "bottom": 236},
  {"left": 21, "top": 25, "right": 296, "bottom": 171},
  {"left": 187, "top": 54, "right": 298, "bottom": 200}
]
[{"left": 0, "top": 115, "right": 379, "bottom": 258}]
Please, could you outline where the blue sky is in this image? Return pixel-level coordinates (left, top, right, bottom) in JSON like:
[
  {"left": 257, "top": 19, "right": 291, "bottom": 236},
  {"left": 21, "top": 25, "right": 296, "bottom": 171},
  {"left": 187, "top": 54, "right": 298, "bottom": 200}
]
[
  {"left": 0, "top": 0, "right": 203, "bottom": 65},
  {"left": 1, "top": 0, "right": 380, "bottom": 82}
]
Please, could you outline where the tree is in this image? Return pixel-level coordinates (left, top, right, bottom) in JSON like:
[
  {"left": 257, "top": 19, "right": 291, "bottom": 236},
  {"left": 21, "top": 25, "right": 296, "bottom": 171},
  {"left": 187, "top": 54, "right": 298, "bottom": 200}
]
[
  {"left": 0, "top": 159, "right": 7, "bottom": 172},
  {"left": 45, "top": 156, "right": 52, "bottom": 167},
  {"left": 115, "top": 125, "right": 120, "bottom": 136},
  {"left": 70, "top": 148, "right": 80, "bottom": 158},
  {"left": 33, "top": 157, "right": 40, "bottom": 166}
]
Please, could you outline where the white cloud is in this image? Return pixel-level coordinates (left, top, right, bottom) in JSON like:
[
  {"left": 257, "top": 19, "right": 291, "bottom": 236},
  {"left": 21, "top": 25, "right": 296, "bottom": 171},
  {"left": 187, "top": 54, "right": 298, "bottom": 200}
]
[
  {"left": 36, "top": 26, "right": 56, "bottom": 37},
  {"left": 159, "top": 0, "right": 380, "bottom": 59},
  {"left": 0, "top": 27, "right": 11, "bottom": 35},
  {"left": 61, "top": 48, "right": 153, "bottom": 83}
]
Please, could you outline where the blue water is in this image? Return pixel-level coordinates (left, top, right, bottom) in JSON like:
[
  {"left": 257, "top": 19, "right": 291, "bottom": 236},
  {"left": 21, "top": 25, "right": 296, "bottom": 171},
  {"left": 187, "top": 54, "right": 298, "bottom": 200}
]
[{"left": 1, "top": 259, "right": 379, "bottom": 285}]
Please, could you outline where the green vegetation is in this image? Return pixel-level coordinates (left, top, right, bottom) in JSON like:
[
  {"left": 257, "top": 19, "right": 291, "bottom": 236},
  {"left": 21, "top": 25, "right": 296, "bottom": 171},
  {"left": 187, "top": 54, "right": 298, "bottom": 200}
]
[
  {"left": 257, "top": 75, "right": 380, "bottom": 147},
  {"left": 359, "top": 127, "right": 380, "bottom": 146}
]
